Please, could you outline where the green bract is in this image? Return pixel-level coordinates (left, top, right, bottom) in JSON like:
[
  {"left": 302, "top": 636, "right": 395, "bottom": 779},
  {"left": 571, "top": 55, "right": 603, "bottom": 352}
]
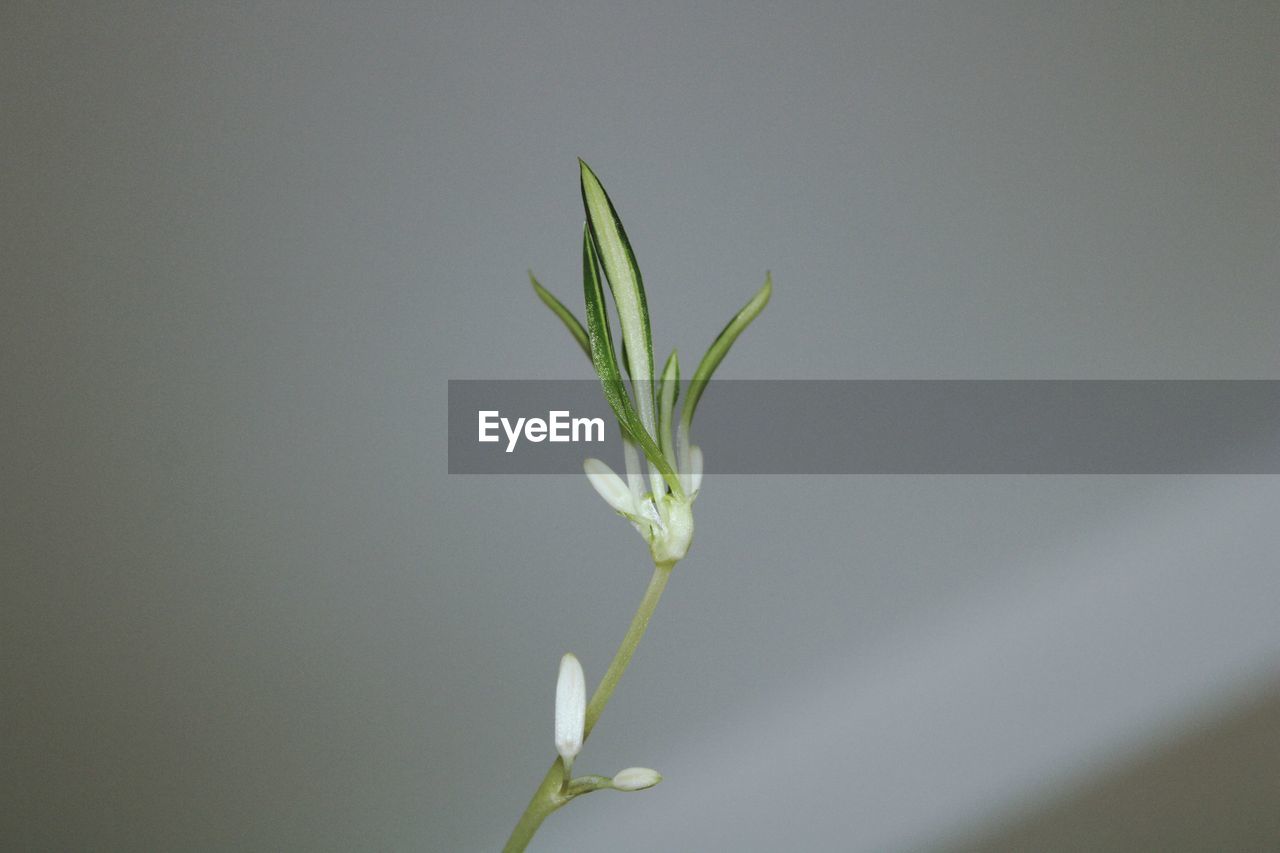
[
  {"left": 580, "top": 224, "right": 683, "bottom": 497},
  {"left": 529, "top": 271, "right": 589, "bottom": 358},
  {"left": 657, "top": 350, "right": 680, "bottom": 473},
  {"left": 579, "top": 160, "right": 656, "bottom": 437}
]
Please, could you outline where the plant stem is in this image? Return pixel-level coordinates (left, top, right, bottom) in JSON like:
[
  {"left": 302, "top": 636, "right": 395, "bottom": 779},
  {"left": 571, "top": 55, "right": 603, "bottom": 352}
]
[{"left": 502, "top": 560, "right": 675, "bottom": 853}]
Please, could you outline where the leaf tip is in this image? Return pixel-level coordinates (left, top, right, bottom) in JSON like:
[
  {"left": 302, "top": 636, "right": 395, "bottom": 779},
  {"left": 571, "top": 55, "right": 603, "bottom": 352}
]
[{"left": 579, "top": 158, "right": 604, "bottom": 193}]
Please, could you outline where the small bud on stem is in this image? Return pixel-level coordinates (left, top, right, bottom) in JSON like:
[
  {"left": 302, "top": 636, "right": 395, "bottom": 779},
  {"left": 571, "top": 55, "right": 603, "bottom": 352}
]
[
  {"left": 554, "top": 653, "right": 586, "bottom": 772},
  {"left": 611, "top": 767, "right": 662, "bottom": 791}
]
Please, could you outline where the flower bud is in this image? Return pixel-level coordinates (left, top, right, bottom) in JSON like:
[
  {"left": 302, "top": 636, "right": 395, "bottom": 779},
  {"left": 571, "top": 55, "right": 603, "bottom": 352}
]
[
  {"left": 611, "top": 767, "right": 662, "bottom": 791},
  {"left": 554, "top": 653, "right": 586, "bottom": 766}
]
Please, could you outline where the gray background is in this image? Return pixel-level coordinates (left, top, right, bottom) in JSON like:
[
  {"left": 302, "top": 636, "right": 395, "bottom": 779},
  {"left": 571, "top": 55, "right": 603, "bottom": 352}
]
[
  {"left": 3, "top": 2, "right": 1277, "bottom": 851},
  {"left": 448, "top": 380, "right": 1280, "bottom": 473}
]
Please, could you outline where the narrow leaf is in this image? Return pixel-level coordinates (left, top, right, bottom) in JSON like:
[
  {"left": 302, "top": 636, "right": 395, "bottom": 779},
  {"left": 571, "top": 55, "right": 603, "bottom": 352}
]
[
  {"left": 681, "top": 273, "right": 772, "bottom": 432},
  {"left": 579, "top": 159, "right": 657, "bottom": 439},
  {"left": 530, "top": 271, "right": 590, "bottom": 358},
  {"left": 657, "top": 349, "right": 680, "bottom": 472},
  {"left": 581, "top": 225, "right": 683, "bottom": 497}
]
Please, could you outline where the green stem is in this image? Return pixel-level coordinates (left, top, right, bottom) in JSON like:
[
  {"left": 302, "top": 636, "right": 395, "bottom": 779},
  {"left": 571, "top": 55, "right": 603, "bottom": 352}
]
[
  {"left": 565, "top": 775, "right": 614, "bottom": 796},
  {"left": 502, "top": 561, "right": 675, "bottom": 853}
]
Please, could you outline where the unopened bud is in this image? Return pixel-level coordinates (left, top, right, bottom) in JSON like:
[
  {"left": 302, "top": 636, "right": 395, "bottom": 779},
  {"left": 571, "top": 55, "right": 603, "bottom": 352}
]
[
  {"left": 554, "top": 653, "right": 586, "bottom": 766},
  {"left": 611, "top": 767, "right": 662, "bottom": 791}
]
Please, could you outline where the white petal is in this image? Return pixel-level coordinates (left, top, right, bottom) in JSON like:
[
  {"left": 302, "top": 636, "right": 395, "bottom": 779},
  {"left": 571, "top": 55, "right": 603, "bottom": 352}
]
[
  {"left": 584, "top": 458, "right": 636, "bottom": 516},
  {"left": 689, "top": 445, "right": 704, "bottom": 494},
  {"left": 638, "top": 496, "right": 666, "bottom": 534},
  {"left": 648, "top": 461, "right": 666, "bottom": 501},
  {"left": 554, "top": 653, "right": 585, "bottom": 764},
  {"left": 612, "top": 767, "right": 662, "bottom": 791}
]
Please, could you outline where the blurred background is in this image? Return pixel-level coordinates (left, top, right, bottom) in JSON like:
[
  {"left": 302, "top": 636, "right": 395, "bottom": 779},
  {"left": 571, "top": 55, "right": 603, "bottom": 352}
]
[{"left": 3, "top": 1, "right": 1277, "bottom": 850}]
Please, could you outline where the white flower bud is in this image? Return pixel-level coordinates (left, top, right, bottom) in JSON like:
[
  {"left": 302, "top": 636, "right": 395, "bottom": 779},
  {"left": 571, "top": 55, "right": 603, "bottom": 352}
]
[
  {"left": 554, "top": 653, "right": 586, "bottom": 766},
  {"left": 611, "top": 767, "right": 662, "bottom": 791}
]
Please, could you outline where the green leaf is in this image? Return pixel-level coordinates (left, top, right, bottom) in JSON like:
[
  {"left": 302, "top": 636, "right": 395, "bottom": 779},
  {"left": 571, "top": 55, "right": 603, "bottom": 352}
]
[
  {"left": 681, "top": 273, "right": 772, "bottom": 432},
  {"left": 579, "top": 159, "right": 657, "bottom": 439},
  {"left": 657, "top": 349, "right": 679, "bottom": 472},
  {"left": 581, "top": 225, "right": 684, "bottom": 498},
  {"left": 529, "top": 271, "right": 591, "bottom": 359}
]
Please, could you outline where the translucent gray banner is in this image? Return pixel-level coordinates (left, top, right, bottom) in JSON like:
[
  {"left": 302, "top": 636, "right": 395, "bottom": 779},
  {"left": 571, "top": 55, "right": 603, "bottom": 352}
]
[{"left": 448, "top": 381, "right": 1280, "bottom": 474}]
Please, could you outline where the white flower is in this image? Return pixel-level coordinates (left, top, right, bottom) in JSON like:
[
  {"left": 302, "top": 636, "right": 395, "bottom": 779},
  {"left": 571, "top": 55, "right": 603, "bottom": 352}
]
[
  {"left": 583, "top": 443, "right": 699, "bottom": 565},
  {"left": 554, "top": 653, "right": 586, "bottom": 769},
  {"left": 611, "top": 767, "right": 662, "bottom": 791}
]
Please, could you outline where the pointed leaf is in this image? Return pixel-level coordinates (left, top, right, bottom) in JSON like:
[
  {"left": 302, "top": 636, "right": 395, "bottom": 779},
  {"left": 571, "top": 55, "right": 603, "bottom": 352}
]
[
  {"left": 530, "top": 271, "right": 590, "bottom": 358},
  {"left": 657, "top": 349, "right": 680, "bottom": 472},
  {"left": 581, "top": 225, "right": 684, "bottom": 497},
  {"left": 579, "top": 159, "right": 657, "bottom": 438},
  {"left": 681, "top": 273, "right": 772, "bottom": 432}
]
